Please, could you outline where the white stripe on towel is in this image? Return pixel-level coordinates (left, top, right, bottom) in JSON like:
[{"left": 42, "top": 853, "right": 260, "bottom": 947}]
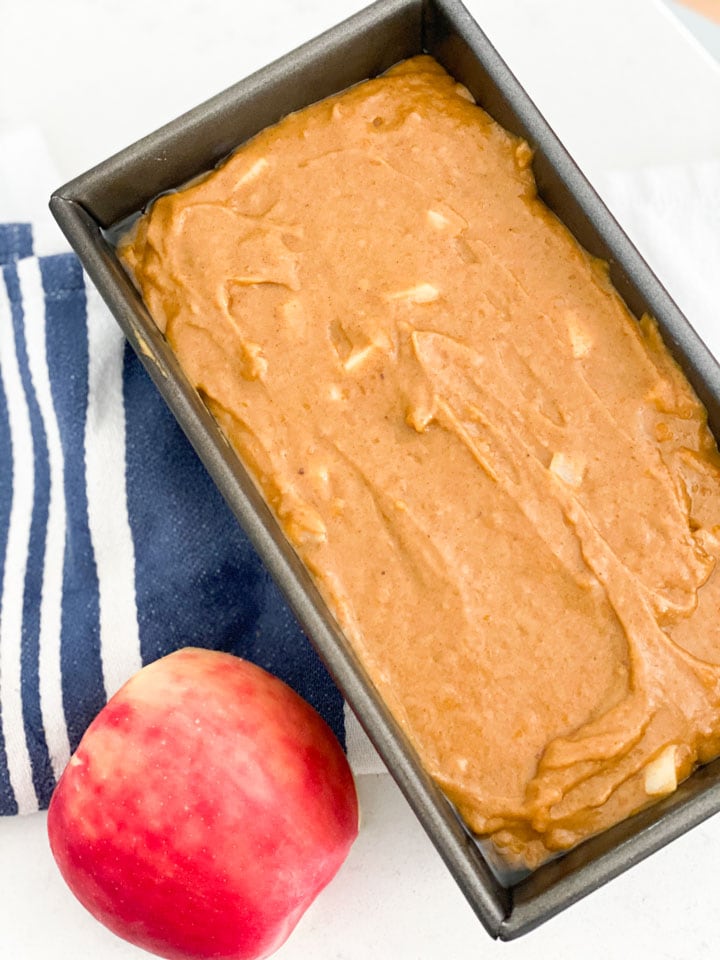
[
  {"left": 0, "top": 278, "right": 39, "bottom": 813},
  {"left": 18, "top": 258, "right": 71, "bottom": 781},
  {"left": 83, "top": 279, "right": 142, "bottom": 698}
]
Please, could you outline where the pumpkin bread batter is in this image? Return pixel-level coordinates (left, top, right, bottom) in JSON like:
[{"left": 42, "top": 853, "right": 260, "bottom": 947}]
[{"left": 120, "top": 57, "right": 720, "bottom": 868}]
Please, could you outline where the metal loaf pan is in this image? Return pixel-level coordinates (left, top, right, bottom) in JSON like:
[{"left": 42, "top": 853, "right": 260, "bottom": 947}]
[{"left": 49, "top": 0, "right": 720, "bottom": 940}]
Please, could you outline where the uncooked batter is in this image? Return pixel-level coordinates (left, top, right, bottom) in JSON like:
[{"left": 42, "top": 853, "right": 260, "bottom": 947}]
[{"left": 120, "top": 57, "right": 720, "bottom": 868}]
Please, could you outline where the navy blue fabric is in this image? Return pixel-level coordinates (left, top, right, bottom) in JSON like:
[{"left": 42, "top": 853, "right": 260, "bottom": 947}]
[
  {"left": 4, "top": 262, "right": 55, "bottom": 804},
  {"left": 41, "top": 255, "right": 105, "bottom": 753},
  {"left": 0, "top": 223, "right": 29, "bottom": 813},
  {"left": 0, "top": 288, "right": 18, "bottom": 815},
  {"left": 0, "top": 224, "right": 32, "bottom": 265}
]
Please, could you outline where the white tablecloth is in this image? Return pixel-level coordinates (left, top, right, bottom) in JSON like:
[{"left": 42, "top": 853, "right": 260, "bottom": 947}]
[{"left": 1, "top": 2, "right": 719, "bottom": 958}]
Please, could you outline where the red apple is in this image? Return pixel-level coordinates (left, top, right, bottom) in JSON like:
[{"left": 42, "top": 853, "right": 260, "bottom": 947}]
[{"left": 47, "top": 647, "right": 358, "bottom": 960}]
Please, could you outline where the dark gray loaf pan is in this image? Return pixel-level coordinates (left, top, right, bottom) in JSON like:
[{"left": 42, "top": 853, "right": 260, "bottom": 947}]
[{"left": 49, "top": 0, "right": 720, "bottom": 940}]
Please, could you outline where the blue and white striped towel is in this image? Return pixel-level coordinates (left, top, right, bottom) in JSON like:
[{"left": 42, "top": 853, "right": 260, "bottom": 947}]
[{"left": 0, "top": 222, "right": 349, "bottom": 815}]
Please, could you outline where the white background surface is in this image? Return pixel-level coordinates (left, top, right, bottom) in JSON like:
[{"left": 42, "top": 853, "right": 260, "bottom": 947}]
[{"left": 1, "top": 1, "right": 720, "bottom": 958}]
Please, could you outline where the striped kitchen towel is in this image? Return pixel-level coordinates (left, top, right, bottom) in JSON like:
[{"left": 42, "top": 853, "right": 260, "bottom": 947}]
[{"left": 0, "top": 223, "right": 348, "bottom": 816}]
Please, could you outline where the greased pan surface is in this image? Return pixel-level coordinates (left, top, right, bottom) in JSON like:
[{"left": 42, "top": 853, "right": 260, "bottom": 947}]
[{"left": 50, "top": 0, "right": 720, "bottom": 939}]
